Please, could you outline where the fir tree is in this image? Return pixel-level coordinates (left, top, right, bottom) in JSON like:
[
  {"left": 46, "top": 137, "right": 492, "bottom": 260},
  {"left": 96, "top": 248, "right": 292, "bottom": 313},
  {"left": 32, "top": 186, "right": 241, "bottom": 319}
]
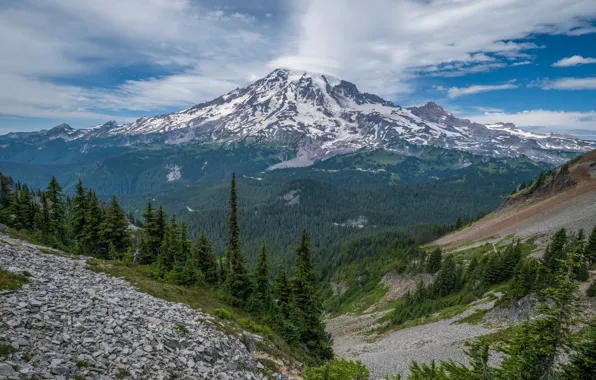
[
  {"left": 225, "top": 172, "right": 241, "bottom": 273},
  {"left": 291, "top": 230, "right": 333, "bottom": 360},
  {"left": 433, "top": 254, "right": 457, "bottom": 297},
  {"left": 34, "top": 192, "right": 52, "bottom": 242},
  {"left": 71, "top": 179, "right": 87, "bottom": 246},
  {"left": 544, "top": 228, "right": 567, "bottom": 272},
  {"left": 223, "top": 173, "right": 252, "bottom": 305},
  {"left": 560, "top": 321, "right": 596, "bottom": 379},
  {"left": 585, "top": 225, "right": 596, "bottom": 264},
  {"left": 100, "top": 195, "right": 131, "bottom": 258},
  {"left": 0, "top": 173, "right": 12, "bottom": 207},
  {"left": 273, "top": 264, "right": 292, "bottom": 319},
  {"left": 139, "top": 201, "right": 160, "bottom": 264},
  {"left": 194, "top": 231, "right": 218, "bottom": 285},
  {"left": 46, "top": 176, "right": 66, "bottom": 242},
  {"left": 155, "top": 205, "right": 166, "bottom": 241},
  {"left": 426, "top": 247, "right": 442, "bottom": 274},
  {"left": 82, "top": 191, "right": 104, "bottom": 257},
  {"left": 499, "top": 245, "right": 581, "bottom": 380},
  {"left": 251, "top": 243, "right": 271, "bottom": 313}
]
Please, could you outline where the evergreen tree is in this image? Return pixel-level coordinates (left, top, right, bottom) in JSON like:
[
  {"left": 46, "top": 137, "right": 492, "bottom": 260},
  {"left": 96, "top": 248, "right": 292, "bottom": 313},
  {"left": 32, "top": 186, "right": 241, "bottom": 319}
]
[
  {"left": 0, "top": 173, "right": 12, "bottom": 207},
  {"left": 426, "top": 247, "right": 442, "bottom": 274},
  {"left": 499, "top": 245, "right": 581, "bottom": 380},
  {"left": 156, "top": 216, "right": 180, "bottom": 274},
  {"left": 252, "top": 243, "right": 271, "bottom": 313},
  {"left": 501, "top": 242, "right": 522, "bottom": 279},
  {"left": 433, "top": 255, "right": 457, "bottom": 297},
  {"left": 46, "top": 176, "right": 66, "bottom": 242},
  {"left": 34, "top": 192, "right": 52, "bottom": 242},
  {"left": 16, "top": 185, "right": 35, "bottom": 230},
  {"left": 155, "top": 205, "right": 166, "bottom": 241},
  {"left": 100, "top": 195, "right": 131, "bottom": 258},
  {"left": 225, "top": 172, "right": 241, "bottom": 273},
  {"left": 71, "top": 179, "right": 87, "bottom": 246},
  {"left": 543, "top": 228, "right": 567, "bottom": 272},
  {"left": 82, "top": 191, "right": 104, "bottom": 257},
  {"left": 585, "top": 225, "right": 596, "bottom": 264},
  {"left": 291, "top": 230, "right": 333, "bottom": 360},
  {"left": 139, "top": 201, "right": 160, "bottom": 264},
  {"left": 273, "top": 264, "right": 292, "bottom": 319},
  {"left": 193, "top": 231, "right": 218, "bottom": 285},
  {"left": 223, "top": 173, "right": 252, "bottom": 305},
  {"left": 560, "top": 321, "right": 596, "bottom": 379}
]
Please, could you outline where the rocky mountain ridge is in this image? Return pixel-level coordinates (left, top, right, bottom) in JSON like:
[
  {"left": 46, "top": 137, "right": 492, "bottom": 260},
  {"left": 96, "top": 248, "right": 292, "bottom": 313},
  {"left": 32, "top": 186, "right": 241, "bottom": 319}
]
[{"left": 2, "top": 69, "right": 594, "bottom": 165}]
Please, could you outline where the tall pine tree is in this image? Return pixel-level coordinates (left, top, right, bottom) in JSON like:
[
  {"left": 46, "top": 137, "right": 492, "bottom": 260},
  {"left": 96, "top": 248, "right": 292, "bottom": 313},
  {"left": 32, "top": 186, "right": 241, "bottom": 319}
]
[
  {"left": 194, "top": 231, "right": 218, "bottom": 285},
  {"left": 291, "top": 230, "right": 333, "bottom": 360}
]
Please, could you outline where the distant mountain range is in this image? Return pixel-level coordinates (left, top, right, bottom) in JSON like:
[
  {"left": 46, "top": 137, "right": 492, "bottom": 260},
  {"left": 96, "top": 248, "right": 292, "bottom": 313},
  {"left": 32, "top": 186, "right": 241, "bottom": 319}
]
[{"left": 2, "top": 68, "right": 594, "bottom": 165}]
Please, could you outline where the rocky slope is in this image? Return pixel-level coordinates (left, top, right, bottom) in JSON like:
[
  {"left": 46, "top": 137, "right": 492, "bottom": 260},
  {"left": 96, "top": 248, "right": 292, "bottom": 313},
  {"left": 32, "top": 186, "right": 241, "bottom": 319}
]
[
  {"left": 0, "top": 235, "right": 283, "bottom": 380},
  {"left": 3, "top": 69, "right": 594, "bottom": 165},
  {"left": 433, "top": 149, "right": 596, "bottom": 248}
]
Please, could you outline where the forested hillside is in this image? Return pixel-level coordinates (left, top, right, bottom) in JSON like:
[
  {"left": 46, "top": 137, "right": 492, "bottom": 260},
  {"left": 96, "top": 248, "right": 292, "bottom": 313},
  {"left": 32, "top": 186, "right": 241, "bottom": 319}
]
[{"left": 0, "top": 172, "right": 332, "bottom": 364}]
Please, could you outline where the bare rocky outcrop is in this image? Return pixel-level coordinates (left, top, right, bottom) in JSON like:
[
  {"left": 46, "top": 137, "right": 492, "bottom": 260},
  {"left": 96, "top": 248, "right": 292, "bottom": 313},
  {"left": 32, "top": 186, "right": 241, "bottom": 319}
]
[{"left": 0, "top": 236, "right": 286, "bottom": 380}]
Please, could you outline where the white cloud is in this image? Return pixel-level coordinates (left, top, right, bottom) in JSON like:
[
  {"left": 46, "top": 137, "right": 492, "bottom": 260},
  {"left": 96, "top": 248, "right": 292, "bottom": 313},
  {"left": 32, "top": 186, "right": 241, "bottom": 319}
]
[
  {"left": 0, "top": 0, "right": 278, "bottom": 122},
  {"left": 271, "top": 0, "right": 596, "bottom": 95},
  {"left": 536, "top": 77, "right": 596, "bottom": 90},
  {"left": 468, "top": 109, "right": 596, "bottom": 133},
  {"left": 1, "top": 0, "right": 596, "bottom": 125},
  {"left": 512, "top": 61, "right": 532, "bottom": 66},
  {"left": 552, "top": 55, "right": 596, "bottom": 67},
  {"left": 447, "top": 83, "right": 518, "bottom": 98}
]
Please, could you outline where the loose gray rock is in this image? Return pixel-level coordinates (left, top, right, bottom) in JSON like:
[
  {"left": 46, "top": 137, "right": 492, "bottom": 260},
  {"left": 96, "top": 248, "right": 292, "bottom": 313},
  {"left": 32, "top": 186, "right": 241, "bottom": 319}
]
[{"left": 0, "top": 234, "right": 289, "bottom": 380}]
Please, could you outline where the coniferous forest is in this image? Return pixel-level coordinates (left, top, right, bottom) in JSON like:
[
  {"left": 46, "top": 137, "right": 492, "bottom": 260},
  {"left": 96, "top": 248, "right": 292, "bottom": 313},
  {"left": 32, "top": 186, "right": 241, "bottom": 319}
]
[
  {"left": 0, "top": 171, "right": 333, "bottom": 362},
  {"left": 2, "top": 167, "right": 596, "bottom": 377}
]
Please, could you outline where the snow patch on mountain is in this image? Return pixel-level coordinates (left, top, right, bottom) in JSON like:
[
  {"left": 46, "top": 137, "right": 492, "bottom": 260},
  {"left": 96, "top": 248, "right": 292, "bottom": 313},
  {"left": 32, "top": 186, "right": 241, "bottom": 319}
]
[{"left": 3, "top": 69, "right": 595, "bottom": 166}]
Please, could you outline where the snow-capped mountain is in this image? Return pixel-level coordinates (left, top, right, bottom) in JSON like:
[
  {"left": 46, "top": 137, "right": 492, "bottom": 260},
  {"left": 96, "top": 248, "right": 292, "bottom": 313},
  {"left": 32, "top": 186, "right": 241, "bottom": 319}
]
[{"left": 3, "top": 69, "right": 595, "bottom": 165}]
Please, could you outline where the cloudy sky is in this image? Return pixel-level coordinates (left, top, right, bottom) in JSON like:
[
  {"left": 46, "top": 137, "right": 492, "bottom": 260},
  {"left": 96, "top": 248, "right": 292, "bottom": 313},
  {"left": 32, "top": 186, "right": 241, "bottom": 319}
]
[{"left": 1, "top": 0, "right": 595, "bottom": 138}]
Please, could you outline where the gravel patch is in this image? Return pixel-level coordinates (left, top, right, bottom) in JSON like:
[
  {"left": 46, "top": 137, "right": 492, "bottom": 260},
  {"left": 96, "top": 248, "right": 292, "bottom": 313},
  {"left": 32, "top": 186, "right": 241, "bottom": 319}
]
[
  {"left": 0, "top": 235, "right": 285, "bottom": 380},
  {"left": 328, "top": 301, "right": 497, "bottom": 379}
]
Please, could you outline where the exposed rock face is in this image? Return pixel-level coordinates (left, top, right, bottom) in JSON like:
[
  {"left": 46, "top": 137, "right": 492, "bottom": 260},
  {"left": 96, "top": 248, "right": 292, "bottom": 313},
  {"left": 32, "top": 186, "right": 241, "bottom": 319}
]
[{"left": 0, "top": 236, "right": 283, "bottom": 379}]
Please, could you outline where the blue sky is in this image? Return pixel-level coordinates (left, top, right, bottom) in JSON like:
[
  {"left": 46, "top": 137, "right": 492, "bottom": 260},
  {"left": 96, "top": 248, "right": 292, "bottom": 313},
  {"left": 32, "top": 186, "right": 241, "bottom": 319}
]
[{"left": 0, "top": 0, "right": 595, "bottom": 138}]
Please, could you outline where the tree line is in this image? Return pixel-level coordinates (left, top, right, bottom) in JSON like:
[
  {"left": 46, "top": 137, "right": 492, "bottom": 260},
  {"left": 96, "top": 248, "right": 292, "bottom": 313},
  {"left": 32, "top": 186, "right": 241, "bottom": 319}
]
[
  {"left": 0, "top": 174, "right": 130, "bottom": 258},
  {"left": 0, "top": 171, "right": 333, "bottom": 362}
]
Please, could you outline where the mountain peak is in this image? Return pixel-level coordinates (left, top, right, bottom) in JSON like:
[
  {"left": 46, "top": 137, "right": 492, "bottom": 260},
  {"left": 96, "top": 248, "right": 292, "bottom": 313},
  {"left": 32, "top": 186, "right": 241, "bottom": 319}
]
[{"left": 51, "top": 123, "right": 73, "bottom": 132}]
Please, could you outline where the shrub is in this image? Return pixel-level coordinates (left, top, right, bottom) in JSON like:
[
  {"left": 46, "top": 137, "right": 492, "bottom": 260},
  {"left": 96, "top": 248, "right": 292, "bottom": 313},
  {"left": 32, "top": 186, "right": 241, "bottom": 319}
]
[
  {"left": 303, "top": 359, "right": 370, "bottom": 380},
  {"left": 587, "top": 282, "right": 596, "bottom": 298},
  {"left": 213, "top": 307, "right": 234, "bottom": 321}
]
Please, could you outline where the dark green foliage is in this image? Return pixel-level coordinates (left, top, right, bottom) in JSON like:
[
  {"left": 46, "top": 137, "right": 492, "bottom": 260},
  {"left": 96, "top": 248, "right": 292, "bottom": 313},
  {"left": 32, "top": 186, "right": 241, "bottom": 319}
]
[
  {"left": 543, "top": 228, "right": 567, "bottom": 272},
  {"left": 303, "top": 359, "right": 369, "bottom": 380},
  {"left": 558, "top": 163, "right": 569, "bottom": 177},
  {"left": 434, "top": 255, "right": 458, "bottom": 297},
  {"left": 71, "top": 179, "right": 87, "bottom": 247},
  {"left": 292, "top": 231, "right": 333, "bottom": 360},
  {"left": 587, "top": 282, "right": 596, "bottom": 297},
  {"left": 46, "top": 176, "right": 66, "bottom": 242},
  {"left": 250, "top": 243, "right": 271, "bottom": 313},
  {"left": 586, "top": 226, "right": 596, "bottom": 264},
  {"left": 223, "top": 173, "right": 252, "bottom": 306},
  {"left": 100, "top": 196, "right": 131, "bottom": 258},
  {"left": 560, "top": 322, "right": 596, "bottom": 379},
  {"left": 194, "top": 232, "right": 218, "bottom": 285},
  {"left": 82, "top": 191, "right": 104, "bottom": 257},
  {"left": 427, "top": 247, "right": 442, "bottom": 274},
  {"left": 499, "top": 247, "right": 581, "bottom": 380}
]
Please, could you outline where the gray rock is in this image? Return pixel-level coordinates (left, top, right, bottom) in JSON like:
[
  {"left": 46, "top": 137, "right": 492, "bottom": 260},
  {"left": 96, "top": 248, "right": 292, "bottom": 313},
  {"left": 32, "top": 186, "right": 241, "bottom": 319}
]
[
  {"left": 0, "top": 363, "right": 18, "bottom": 378},
  {"left": 0, "top": 233, "right": 280, "bottom": 380}
]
